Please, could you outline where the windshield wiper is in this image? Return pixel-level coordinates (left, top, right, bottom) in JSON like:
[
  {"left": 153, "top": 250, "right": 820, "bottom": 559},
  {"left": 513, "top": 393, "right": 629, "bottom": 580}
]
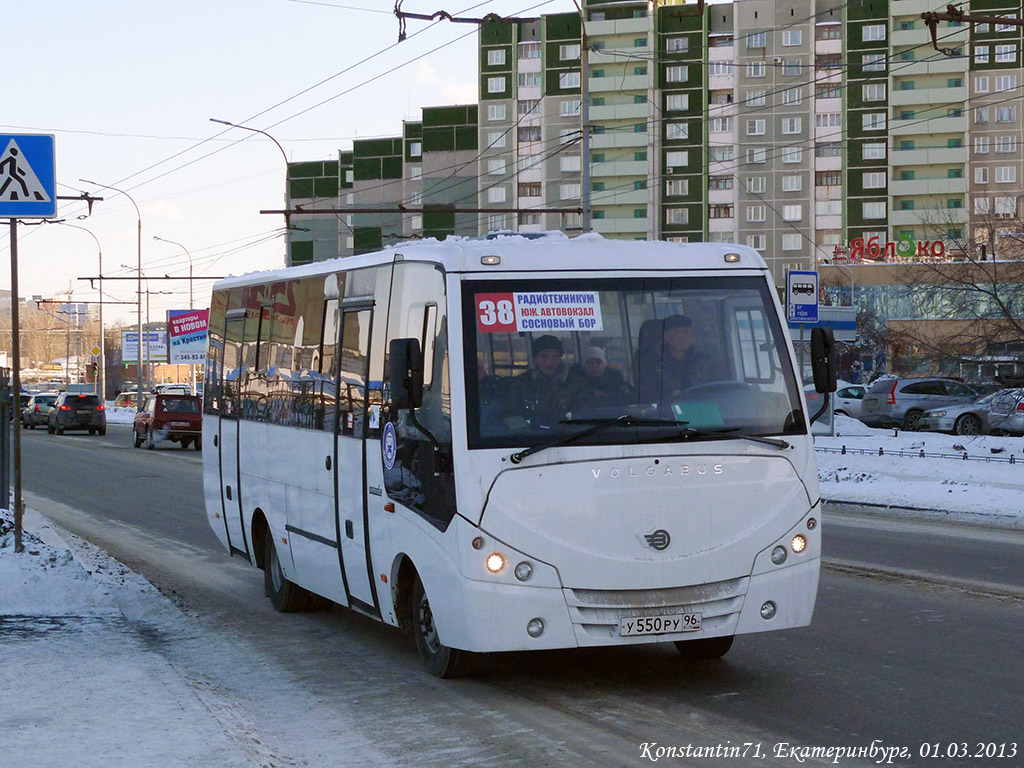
[
  {"left": 508, "top": 415, "right": 687, "bottom": 464},
  {"left": 638, "top": 426, "right": 791, "bottom": 450}
]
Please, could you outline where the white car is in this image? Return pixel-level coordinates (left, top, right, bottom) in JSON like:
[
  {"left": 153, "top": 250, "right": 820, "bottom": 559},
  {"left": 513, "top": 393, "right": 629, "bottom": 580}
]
[{"left": 833, "top": 383, "right": 867, "bottom": 419}]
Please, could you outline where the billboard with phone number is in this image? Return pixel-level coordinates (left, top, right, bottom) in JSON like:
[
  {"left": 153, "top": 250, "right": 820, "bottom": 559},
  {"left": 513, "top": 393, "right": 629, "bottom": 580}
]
[{"left": 167, "top": 309, "right": 209, "bottom": 364}]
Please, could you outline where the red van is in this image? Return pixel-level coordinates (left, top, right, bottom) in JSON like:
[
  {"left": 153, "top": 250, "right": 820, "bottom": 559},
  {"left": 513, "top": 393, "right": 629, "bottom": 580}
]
[{"left": 133, "top": 394, "right": 202, "bottom": 450}]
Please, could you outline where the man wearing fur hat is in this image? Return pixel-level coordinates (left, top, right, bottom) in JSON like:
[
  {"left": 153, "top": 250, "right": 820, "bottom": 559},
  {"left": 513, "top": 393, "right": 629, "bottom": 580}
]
[{"left": 503, "top": 335, "right": 586, "bottom": 428}]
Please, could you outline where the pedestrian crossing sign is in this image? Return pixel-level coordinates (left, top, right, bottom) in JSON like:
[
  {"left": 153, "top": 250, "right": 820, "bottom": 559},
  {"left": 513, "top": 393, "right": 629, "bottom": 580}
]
[{"left": 0, "top": 134, "right": 56, "bottom": 218}]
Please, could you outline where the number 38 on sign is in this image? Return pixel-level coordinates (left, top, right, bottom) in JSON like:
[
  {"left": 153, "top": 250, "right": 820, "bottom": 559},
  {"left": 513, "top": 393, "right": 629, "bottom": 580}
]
[{"left": 475, "top": 291, "right": 604, "bottom": 333}]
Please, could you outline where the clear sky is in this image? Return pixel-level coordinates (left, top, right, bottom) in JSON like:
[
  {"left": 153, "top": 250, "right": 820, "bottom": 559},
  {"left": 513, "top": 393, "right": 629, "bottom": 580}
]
[{"left": 2, "top": 0, "right": 572, "bottom": 326}]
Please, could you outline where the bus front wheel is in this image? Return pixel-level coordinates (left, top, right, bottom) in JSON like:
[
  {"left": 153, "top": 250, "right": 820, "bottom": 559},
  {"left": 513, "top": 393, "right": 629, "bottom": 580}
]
[
  {"left": 412, "top": 575, "right": 471, "bottom": 678},
  {"left": 264, "top": 534, "right": 315, "bottom": 612},
  {"left": 675, "top": 635, "right": 734, "bottom": 660}
]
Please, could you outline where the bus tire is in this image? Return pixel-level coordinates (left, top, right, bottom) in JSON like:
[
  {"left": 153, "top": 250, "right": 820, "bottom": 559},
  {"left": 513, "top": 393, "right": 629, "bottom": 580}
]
[
  {"left": 264, "top": 534, "right": 314, "bottom": 612},
  {"left": 412, "top": 575, "right": 471, "bottom": 678},
  {"left": 675, "top": 635, "right": 734, "bottom": 660}
]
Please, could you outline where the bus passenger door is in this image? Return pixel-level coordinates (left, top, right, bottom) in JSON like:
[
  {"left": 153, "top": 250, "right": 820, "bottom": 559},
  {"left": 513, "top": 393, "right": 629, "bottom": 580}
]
[
  {"left": 219, "top": 312, "right": 249, "bottom": 558},
  {"left": 335, "top": 305, "right": 377, "bottom": 613}
]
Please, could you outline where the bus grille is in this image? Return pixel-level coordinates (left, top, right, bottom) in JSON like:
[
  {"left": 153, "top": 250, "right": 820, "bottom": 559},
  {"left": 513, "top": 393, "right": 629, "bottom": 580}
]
[{"left": 564, "top": 577, "right": 747, "bottom": 642}]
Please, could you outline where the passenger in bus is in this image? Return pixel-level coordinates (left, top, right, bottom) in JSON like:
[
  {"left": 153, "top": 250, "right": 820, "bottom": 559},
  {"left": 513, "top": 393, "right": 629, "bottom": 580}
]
[
  {"left": 637, "top": 314, "right": 713, "bottom": 406},
  {"left": 502, "top": 334, "right": 585, "bottom": 429},
  {"left": 577, "top": 346, "right": 630, "bottom": 405}
]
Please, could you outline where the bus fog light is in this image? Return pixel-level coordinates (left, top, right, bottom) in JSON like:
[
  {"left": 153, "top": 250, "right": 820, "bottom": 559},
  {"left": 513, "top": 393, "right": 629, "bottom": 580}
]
[
  {"left": 527, "top": 618, "right": 545, "bottom": 637},
  {"left": 514, "top": 561, "right": 533, "bottom": 581},
  {"left": 760, "top": 601, "right": 777, "bottom": 620},
  {"left": 472, "top": 536, "right": 484, "bottom": 550},
  {"left": 806, "top": 517, "right": 817, "bottom": 530},
  {"left": 791, "top": 534, "right": 807, "bottom": 554},
  {"left": 485, "top": 553, "right": 506, "bottom": 573},
  {"left": 771, "top": 546, "right": 787, "bottom": 565}
]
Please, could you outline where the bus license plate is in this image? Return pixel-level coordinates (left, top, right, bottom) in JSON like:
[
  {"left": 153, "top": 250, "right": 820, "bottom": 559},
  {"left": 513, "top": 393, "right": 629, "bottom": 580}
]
[{"left": 619, "top": 613, "right": 701, "bottom": 636}]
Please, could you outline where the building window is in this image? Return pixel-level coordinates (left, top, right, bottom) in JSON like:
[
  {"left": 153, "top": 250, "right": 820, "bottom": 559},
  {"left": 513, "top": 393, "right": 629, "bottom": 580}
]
[
  {"left": 746, "top": 176, "right": 766, "bottom": 193},
  {"left": 782, "top": 146, "right": 802, "bottom": 163},
  {"left": 783, "top": 88, "right": 803, "bottom": 105},
  {"left": 746, "top": 148, "right": 767, "bottom": 164},
  {"left": 409, "top": 141, "right": 422, "bottom": 158},
  {"left": 709, "top": 146, "right": 734, "bottom": 162},
  {"left": 976, "top": 76, "right": 989, "bottom": 93},
  {"left": 487, "top": 159, "right": 506, "bottom": 176},
  {"left": 996, "top": 166, "right": 1016, "bottom": 183},
  {"left": 747, "top": 119, "right": 766, "bottom": 136},
  {"left": 746, "top": 90, "right": 766, "bottom": 107},
  {"left": 863, "top": 201, "right": 886, "bottom": 219},
  {"left": 996, "top": 106, "right": 1016, "bottom": 123},
  {"left": 487, "top": 104, "right": 506, "bottom": 121},
  {"left": 560, "top": 100, "right": 581, "bottom": 117},
  {"left": 816, "top": 142, "right": 842, "bottom": 157},
  {"left": 817, "top": 200, "right": 842, "bottom": 216},
  {"left": 518, "top": 125, "right": 541, "bottom": 143},
  {"left": 863, "top": 83, "right": 886, "bottom": 101},
  {"left": 666, "top": 93, "right": 689, "bottom": 111},
  {"left": 666, "top": 122, "right": 688, "bottom": 140},
  {"left": 995, "top": 197, "right": 1017, "bottom": 215},
  {"left": 709, "top": 204, "right": 734, "bottom": 219},
  {"left": 782, "top": 60, "right": 801, "bottom": 77},
  {"left": 517, "top": 72, "right": 542, "bottom": 88},
  {"left": 665, "top": 208, "right": 688, "bottom": 225},
  {"left": 975, "top": 167, "right": 989, "bottom": 184},
  {"left": 708, "top": 61, "right": 733, "bottom": 76},
  {"left": 747, "top": 234, "right": 766, "bottom": 250},
  {"left": 975, "top": 197, "right": 991, "bottom": 215},
  {"left": 782, "top": 234, "right": 802, "bottom": 251},
  {"left": 519, "top": 212, "right": 541, "bottom": 225},
  {"left": 975, "top": 136, "right": 991, "bottom": 154},
  {"left": 862, "top": 143, "right": 886, "bottom": 160},
  {"left": 708, "top": 175, "right": 733, "bottom": 190},
  {"left": 996, "top": 136, "right": 1017, "bottom": 153},
  {"left": 782, "top": 175, "right": 802, "bottom": 192},
  {"left": 863, "top": 171, "right": 885, "bottom": 189},
  {"left": 666, "top": 179, "right": 689, "bottom": 196},
  {"left": 633, "top": 208, "right": 647, "bottom": 219},
  {"left": 709, "top": 117, "right": 733, "bottom": 132},
  {"left": 518, "top": 182, "right": 541, "bottom": 198},
  {"left": 862, "top": 24, "right": 886, "bottom": 41},
  {"left": 666, "top": 36, "right": 689, "bottom": 52},
  {"left": 815, "top": 83, "right": 841, "bottom": 99},
  {"left": 486, "top": 131, "right": 506, "bottom": 149},
  {"left": 518, "top": 42, "right": 541, "bottom": 59},
  {"left": 816, "top": 24, "right": 841, "bottom": 40},
  {"left": 665, "top": 65, "right": 688, "bottom": 83},
  {"left": 862, "top": 113, "right": 886, "bottom": 131},
  {"left": 487, "top": 187, "right": 507, "bottom": 203},
  {"left": 487, "top": 76, "right": 505, "bottom": 94},
  {"left": 997, "top": 75, "right": 1018, "bottom": 91},
  {"left": 487, "top": 49, "right": 506, "bottom": 66},
  {"left": 747, "top": 32, "right": 766, "bottom": 49},
  {"left": 862, "top": 53, "right": 886, "bottom": 72},
  {"left": 747, "top": 61, "right": 766, "bottom": 78},
  {"left": 782, "top": 29, "right": 802, "bottom": 46},
  {"left": 665, "top": 151, "right": 688, "bottom": 169},
  {"left": 995, "top": 44, "right": 1016, "bottom": 63},
  {"left": 560, "top": 183, "right": 581, "bottom": 200},
  {"left": 559, "top": 71, "right": 580, "bottom": 90},
  {"left": 559, "top": 44, "right": 580, "bottom": 61},
  {"left": 815, "top": 113, "right": 842, "bottom": 129},
  {"left": 747, "top": 205, "right": 766, "bottom": 222},
  {"left": 975, "top": 107, "right": 990, "bottom": 124},
  {"left": 782, "top": 117, "right": 802, "bottom": 134},
  {"left": 782, "top": 204, "right": 802, "bottom": 221},
  {"left": 559, "top": 155, "right": 581, "bottom": 172},
  {"left": 816, "top": 170, "right": 841, "bottom": 186},
  {"left": 518, "top": 99, "right": 540, "bottom": 117}
]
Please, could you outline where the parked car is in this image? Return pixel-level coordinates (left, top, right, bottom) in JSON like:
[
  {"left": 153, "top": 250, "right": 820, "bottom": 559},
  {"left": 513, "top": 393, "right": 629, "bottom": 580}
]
[
  {"left": 860, "top": 376, "right": 979, "bottom": 430},
  {"left": 833, "top": 383, "right": 867, "bottom": 419},
  {"left": 47, "top": 392, "right": 107, "bottom": 435},
  {"left": 133, "top": 393, "right": 202, "bottom": 450},
  {"left": 21, "top": 392, "right": 59, "bottom": 429},
  {"left": 985, "top": 388, "right": 1024, "bottom": 435},
  {"left": 113, "top": 391, "right": 141, "bottom": 408},
  {"left": 153, "top": 383, "right": 191, "bottom": 395},
  {"left": 918, "top": 390, "right": 1003, "bottom": 436}
]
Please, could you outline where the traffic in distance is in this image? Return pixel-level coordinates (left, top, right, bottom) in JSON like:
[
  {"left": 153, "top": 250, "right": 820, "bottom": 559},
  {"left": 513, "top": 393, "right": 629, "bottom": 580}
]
[{"left": 199, "top": 234, "right": 838, "bottom": 677}]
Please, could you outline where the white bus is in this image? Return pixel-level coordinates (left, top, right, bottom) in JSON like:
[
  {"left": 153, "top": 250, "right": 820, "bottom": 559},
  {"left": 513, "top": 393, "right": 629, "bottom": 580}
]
[{"left": 202, "top": 234, "right": 835, "bottom": 677}]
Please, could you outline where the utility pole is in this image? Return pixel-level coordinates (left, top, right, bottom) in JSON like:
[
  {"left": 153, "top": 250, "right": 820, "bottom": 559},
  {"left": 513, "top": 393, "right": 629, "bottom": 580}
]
[{"left": 573, "top": 0, "right": 591, "bottom": 233}]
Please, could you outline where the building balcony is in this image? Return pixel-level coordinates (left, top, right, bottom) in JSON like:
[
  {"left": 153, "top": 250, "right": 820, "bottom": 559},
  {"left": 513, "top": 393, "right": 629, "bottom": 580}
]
[
  {"left": 585, "top": 17, "right": 650, "bottom": 38},
  {"left": 890, "top": 206, "right": 968, "bottom": 226},
  {"left": 894, "top": 56, "right": 969, "bottom": 77},
  {"left": 889, "top": 177, "right": 967, "bottom": 196},
  {"left": 590, "top": 102, "right": 649, "bottom": 121},
  {"left": 591, "top": 188, "right": 648, "bottom": 206},
  {"left": 591, "top": 160, "right": 649, "bottom": 177},
  {"left": 890, "top": 146, "right": 968, "bottom": 165},
  {"left": 890, "top": 86, "right": 968, "bottom": 107},
  {"left": 889, "top": 114, "right": 967, "bottom": 136},
  {"left": 892, "top": 0, "right": 951, "bottom": 16},
  {"left": 891, "top": 25, "right": 968, "bottom": 48},
  {"left": 591, "top": 216, "right": 651, "bottom": 235},
  {"left": 589, "top": 74, "right": 649, "bottom": 93},
  {"left": 591, "top": 131, "right": 651, "bottom": 149}
]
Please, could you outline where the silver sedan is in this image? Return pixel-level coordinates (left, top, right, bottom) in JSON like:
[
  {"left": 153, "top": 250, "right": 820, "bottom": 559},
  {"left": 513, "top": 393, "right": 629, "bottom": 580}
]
[{"left": 919, "top": 391, "right": 1001, "bottom": 436}]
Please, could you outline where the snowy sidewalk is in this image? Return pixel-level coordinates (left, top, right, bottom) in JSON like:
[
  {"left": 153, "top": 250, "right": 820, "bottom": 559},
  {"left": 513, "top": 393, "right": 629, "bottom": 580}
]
[{"left": 0, "top": 509, "right": 251, "bottom": 768}]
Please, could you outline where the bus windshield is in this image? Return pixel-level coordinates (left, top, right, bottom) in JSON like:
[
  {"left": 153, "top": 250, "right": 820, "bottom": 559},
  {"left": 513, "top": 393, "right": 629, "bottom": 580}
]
[{"left": 463, "top": 275, "right": 805, "bottom": 450}]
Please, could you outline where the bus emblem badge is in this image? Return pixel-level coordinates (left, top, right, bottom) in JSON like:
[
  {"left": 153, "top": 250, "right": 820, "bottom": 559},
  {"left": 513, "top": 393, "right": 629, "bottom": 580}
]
[
  {"left": 643, "top": 530, "right": 671, "bottom": 551},
  {"left": 382, "top": 422, "right": 398, "bottom": 470}
]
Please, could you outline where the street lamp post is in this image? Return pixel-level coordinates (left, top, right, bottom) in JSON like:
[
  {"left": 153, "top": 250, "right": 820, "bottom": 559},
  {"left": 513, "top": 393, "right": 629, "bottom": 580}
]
[
  {"left": 210, "top": 118, "right": 291, "bottom": 264},
  {"left": 56, "top": 222, "right": 105, "bottom": 399},
  {"left": 81, "top": 179, "right": 144, "bottom": 410},
  {"left": 152, "top": 235, "right": 195, "bottom": 394}
]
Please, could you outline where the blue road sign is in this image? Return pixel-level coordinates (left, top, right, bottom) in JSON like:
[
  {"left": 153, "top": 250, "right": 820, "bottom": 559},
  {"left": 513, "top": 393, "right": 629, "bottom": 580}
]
[
  {"left": 0, "top": 134, "right": 57, "bottom": 218},
  {"left": 786, "top": 270, "right": 819, "bottom": 324}
]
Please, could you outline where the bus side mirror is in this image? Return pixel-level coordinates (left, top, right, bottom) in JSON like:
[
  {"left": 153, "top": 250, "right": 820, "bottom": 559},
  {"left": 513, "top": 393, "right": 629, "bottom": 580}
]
[
  {"left": 811, "top": 327, "right": 838, "bottom": 394},
  {"left": 389, "top": 338, "right": 424, "bottom": 410}
]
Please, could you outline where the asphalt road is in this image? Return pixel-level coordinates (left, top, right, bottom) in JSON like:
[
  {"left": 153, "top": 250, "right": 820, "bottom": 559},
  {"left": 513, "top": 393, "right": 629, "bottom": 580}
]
[{"left": 17, "top": 423, "right": 1024, "bottom": 766}]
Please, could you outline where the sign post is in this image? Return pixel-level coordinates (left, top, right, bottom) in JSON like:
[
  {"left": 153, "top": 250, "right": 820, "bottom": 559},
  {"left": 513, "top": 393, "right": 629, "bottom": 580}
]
[
  {"left": 1, "top": 134, "right": 57, "bottom": 553},
  {"left": 786, "top": 270, "right": 819, "bottom": 381}
]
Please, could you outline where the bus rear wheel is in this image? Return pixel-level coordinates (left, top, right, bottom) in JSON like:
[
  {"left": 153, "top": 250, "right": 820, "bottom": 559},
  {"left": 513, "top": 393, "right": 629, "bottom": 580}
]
[
  {"left": 674, "top": 635, "right": 734, "bottom": 660},
  {"left": 264, "top": 534, "right": 316, "bottom": 612},
  {"left": 412, "top": 575, "right": 471, "bottom": 678}
]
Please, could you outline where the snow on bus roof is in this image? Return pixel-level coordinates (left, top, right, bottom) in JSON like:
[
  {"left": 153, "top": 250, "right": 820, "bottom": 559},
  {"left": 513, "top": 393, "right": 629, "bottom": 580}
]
[{"left": 213, "top": 233, "right": 767, "bottom": 290}]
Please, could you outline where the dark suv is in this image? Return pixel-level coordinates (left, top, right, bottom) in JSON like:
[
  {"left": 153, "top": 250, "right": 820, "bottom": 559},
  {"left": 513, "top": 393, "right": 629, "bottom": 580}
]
[
  {"left": 860, "top": 376, "right": 979, "bottom": 430},
  {"left": 47, "top": 392, "right": 107, "bottom": 435}
]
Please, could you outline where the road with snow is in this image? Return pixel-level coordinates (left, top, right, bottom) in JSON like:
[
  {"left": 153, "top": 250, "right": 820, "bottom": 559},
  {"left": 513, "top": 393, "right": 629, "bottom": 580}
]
[{"left": 17, "top": 424, "right": 1024, "bottom": 766}]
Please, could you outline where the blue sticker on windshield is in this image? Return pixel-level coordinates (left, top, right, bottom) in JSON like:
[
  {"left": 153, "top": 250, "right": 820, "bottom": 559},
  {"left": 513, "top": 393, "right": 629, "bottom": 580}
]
[{"left": 382, "top": 421, "right": 398, "bottom": 470}]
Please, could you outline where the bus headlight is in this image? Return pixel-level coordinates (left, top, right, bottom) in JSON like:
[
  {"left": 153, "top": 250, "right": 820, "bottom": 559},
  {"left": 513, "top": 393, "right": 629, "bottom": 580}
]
[
  {"left": 485, "top": 553, "right": 506, "bottom": 573},
  {"left": 514, "top": 561, "right": 533, "bottom": 581},
  {"left": 771, "top": 546, "right": 787, "bottom": 565},
  {"left": 527, "top": 618, "right": 545, "bottom": 637},
  {"left": 760, "top": 601, "right": 777, "bottom": 620},
  {"left": 791, "top": 534, "right": 807, "bottom": 554}
]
